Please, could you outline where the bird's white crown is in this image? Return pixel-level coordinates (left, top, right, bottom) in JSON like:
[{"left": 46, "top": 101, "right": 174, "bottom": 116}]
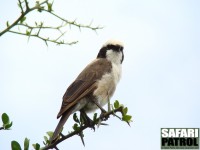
[{"left": 103, "top": 39, "right": 124, "bottom": 47}]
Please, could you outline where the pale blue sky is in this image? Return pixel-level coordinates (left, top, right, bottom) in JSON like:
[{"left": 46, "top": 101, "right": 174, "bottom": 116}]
[{"left": 0, "top": 0, "right": 200, "bottom": 150}]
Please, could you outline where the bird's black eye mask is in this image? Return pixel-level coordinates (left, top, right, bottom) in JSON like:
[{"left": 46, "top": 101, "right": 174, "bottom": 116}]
[
  {"left": 106, "top": 44, "right": 123, "bottom": 52},
  {"left": 97, "top": 44, "right": 124, "bottom": 59}
]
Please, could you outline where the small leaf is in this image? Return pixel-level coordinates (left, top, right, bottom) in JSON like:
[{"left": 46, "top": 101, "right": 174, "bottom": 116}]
[
  {"left": 36, "top": 143, "right": 40, "bottom": 150},
  {"left": 6, "top": 21, "right": 10, "bottom": 27},
  {"left": 47, "top": 2, "right": 53, "bottom": 12},
  {"left": 80, "top": 114, "right": 84, "bottom": 124},
  {"left": 26, "top": 30, "right": 30, "bottom": 36},
  {"left": 44, "top": 136, "right": 48, "bottom": 142},
  {"left": 11, "top": 141, "right": 22, "bottom": 150},
  {"left": 37, "top": 6, "right": 44, "bottom": 12},
  {"left": 2, "top": 113, "right": 9, "bottom": 124},
  {"left": 73, "top": 123, "right": 80, "bottom": 131},
  {"left": 39, "top": 22, "right": 43, "bottom": 27},
  {"left": 20, "top": 16, "right": 26, "bottom": 23},
  {"left": 32, "top": 143, "right": 40, "bottom": 150},
  {"left": 24, "top": 138, "right": 29, "bottom": 150},
  {"left": 32, "top": 144, "right": 36, "bottom": 149},
  {"left": 122, "top": 107, "right": 128, "bottom": 115},
  {"left": 114, "top": 100, "right": 119, "bottom": 109},
  {"left": 73, "top": 113, "right": 79, "bottom": 123},
  {"left": 5, "top": 121, "right": 13, "bottom": 129},
  {"left": 93, "top": 113, "right": 97, "bottom": 121},
  {"left": 122, "top": 115, "right": 132, "bottom": 122},
  {"left": 46, "top": 131, "right": 53, "bottom": 138},
  {"left": 43, "top": 135, "right": 49, "bottom": 145}
]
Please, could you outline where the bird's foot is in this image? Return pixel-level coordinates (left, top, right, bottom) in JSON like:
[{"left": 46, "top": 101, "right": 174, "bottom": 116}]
[
  {"left": 100, "top": 110, "right": 109, "bottom": 121},
  {"left": 84, "top": 117, "right": 95, "bottom": 131},
  {"left": 80, "top": 110, "right": 95, "bottom": 131}
]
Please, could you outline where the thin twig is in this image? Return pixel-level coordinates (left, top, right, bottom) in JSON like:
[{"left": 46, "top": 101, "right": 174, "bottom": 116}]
[
  {"left": 18, "top": 0, "right": 24, "bottom": 13},
  {"left": 41, "top": 9, "right": 103, "bottom": 30},
  {"left": 0, "top": 0, "right": 102, "bottom": 46},
  {"left": 0, "top": 0, "right": 48, "bottom": 37},
  {"left": 17, "top": 23, "right": 64, "bottom": 30},
  {"left": 8, "top": 30, "right": 77, "bottom": 45}
]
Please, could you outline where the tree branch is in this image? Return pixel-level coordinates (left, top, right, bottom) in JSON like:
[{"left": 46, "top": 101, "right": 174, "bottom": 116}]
[
  {"left": 41, "top": 9, "right": 103, "bottom": 31},
  {"left": 0, "top": 0, "right": 48, "bottom": 37},
  {"left": 8, "top": 30, "right": 77, "bottom": 46},
  {"left": 0, "top": 0, "right": 102, "bottom": 46},
  {"left": 42, "top": 106, "right": 124, "bottom": 150}
]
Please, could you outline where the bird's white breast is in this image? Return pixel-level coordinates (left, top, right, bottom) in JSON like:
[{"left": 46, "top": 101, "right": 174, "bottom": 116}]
[{"left": 85, "top": 62, "right": 122, "bottom": 112}]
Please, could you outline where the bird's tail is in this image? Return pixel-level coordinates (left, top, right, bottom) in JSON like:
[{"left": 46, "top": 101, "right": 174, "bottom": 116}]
[{"left": 50, "top": 111, "right": 71, "bottom": 143}]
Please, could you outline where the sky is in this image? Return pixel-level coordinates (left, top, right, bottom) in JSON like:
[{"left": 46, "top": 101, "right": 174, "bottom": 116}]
[{"left": 0, "top": 0, "right": 200, "bottom": 149}]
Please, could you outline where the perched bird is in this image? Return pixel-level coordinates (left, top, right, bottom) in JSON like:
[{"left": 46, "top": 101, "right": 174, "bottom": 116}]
[{"left": 51, "top": 40, "right": 124, "bottom": 142}]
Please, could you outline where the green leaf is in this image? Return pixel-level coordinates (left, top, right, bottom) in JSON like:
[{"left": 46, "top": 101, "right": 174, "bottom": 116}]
[
  {"left": 32, "top": 144, "right": 36, "bottom": 149},
  {"left": 47, "top": 2, "right": 53, "bottom": 12},
  {"left": 24, "top": 138, "right": 29, "bottom": 150},
  {"left": 122, "top": 107, "right": 128, "bottom": 115},
  {"left": 37, "top": 6, "right": 44, "bottom": 12},
  {"left": 122, "top": 115, "right": 132, "bottom": 122},
  {"left": 114, "top": 100, "right": 119, "bottom": 109},
  {"left": 35, "top": 143, "right": 40, "bottom": 150},
  {"left": 20, "top": 16, "right": 26, "bottom": 23},
  {"left": 73, "top": 123, "right": 80, "bottom": 131},
  {"left": 93, "top": 113, "right": 97, "bottom": 121},
  {"left": 44, "top": 136, "right": 48, "bottom": 142},
  {"left": 2, "top": 113, "right": 9, "bottom": 124},
  {"left": 80, "top": 114, "right": 84, "bottom": 124},
  {"left": 32, "top": 143, "right": 40, "bottom": 150},
  {"left": 46, "top": 131, "right": 53, "bottom": 138},
  {"left": 6, "top": 21, "right": 10, "bottom": 27},
  {"left": 73, "top": 113, "right": 79, "bottom": 123},
  {"left": 26, "top": 30, "right": 31, "bottom": 36},
  {"left": 39, "top": 22, "right": 44, "bottom": 27},
  {"left": 43, "top": 135, "right": 49, "bottom": 145},
  {"left": 5, "top": 121, "right": 12, "bottom": 129},
  {"left": 11, "top": 141, "right": 22, "bottom": 150}
]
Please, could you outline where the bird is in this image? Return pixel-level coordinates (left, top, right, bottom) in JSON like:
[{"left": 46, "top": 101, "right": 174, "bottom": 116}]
[{"left": 50, "top": 40, "right": 124, "bottom": 142}]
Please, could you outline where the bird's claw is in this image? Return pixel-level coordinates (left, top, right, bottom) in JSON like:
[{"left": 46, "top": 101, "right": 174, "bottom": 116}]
[
  {"left": 84, "top": 117, "right": 95, "bottom": 131},
  {"left": 100, "top": 111, "right": 109, "bottom": 121}
]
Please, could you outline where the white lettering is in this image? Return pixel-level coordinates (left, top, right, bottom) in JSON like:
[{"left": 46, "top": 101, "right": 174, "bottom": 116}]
[
  {"left": 195, "top": 128, "right": 199, "bottom": 137},
  {"left": 187, "top": 129, "right": 195, "bottom": 137},
  {"left": 168, "top": 129, "right": 176, "bottom": 137},
  {"left": 180, "top": 129, "right": 187, "bottom": 137},
  {"left": 161, "top": 128, "right": 199, "bottom": 138},
  {"left": 175, "top": 129, "right": 181, "bottom": 137},
  {"left": 161, "top": 129, "right": 168, "bottom": 137}
]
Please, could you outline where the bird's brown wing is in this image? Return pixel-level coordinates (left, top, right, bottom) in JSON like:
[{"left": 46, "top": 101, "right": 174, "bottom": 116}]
[{"left": 57, "top": 59, "right": 112, "bottom": 118}]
